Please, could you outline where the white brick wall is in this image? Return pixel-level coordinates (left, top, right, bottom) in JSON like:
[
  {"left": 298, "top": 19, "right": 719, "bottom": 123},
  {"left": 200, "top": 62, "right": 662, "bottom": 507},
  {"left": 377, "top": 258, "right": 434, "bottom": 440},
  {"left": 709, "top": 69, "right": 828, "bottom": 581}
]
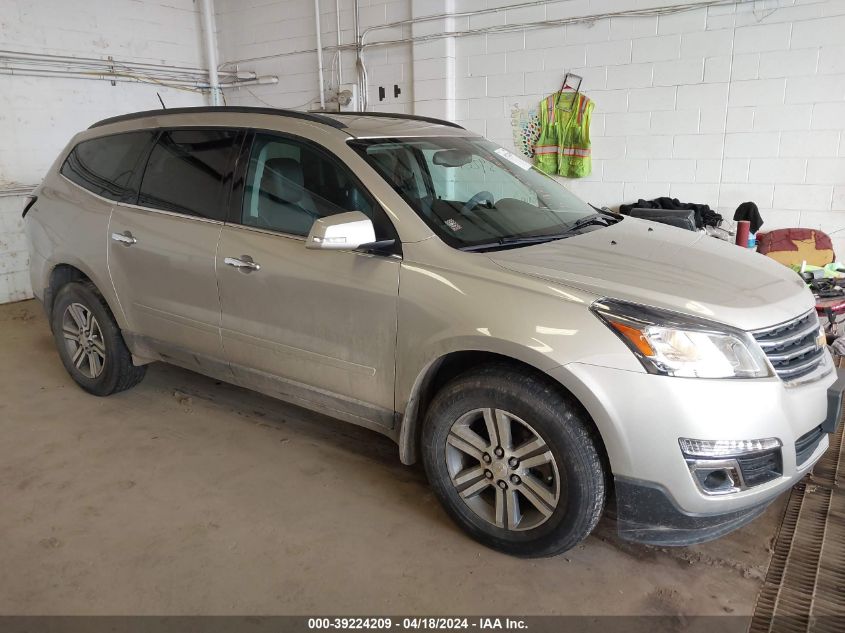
[
  {"left": 216, "top": 0, "right": 413, "bottom": 113},
  {"left": 7, "top": 0, "right": 841, "bottom": 305},
  {"left": 0, "top": 196, "right": 31, "bottom": 304},
  {"left": 0, "top": 0, "right": 208, "bottom": 303},
  {"left": 217, "top": 0, "right": 845, "bottom": 253}
]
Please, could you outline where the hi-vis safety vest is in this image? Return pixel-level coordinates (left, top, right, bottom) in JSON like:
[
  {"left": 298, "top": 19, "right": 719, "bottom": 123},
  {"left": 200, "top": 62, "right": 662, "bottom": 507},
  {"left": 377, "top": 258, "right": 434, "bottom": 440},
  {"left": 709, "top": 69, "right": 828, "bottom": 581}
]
[{"left": 534, "top": 92, "right": 594, "bottom": 178}]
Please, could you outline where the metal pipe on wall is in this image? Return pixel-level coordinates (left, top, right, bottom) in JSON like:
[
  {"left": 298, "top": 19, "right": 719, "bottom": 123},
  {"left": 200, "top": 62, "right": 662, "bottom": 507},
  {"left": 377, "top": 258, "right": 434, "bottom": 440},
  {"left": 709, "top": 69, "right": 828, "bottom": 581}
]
[
  {"left": 220, "top": 0, "right": 746, "bottom": 112},
  {"left": 353, "top": 0, "right": 365, "bottom": 110},
  {"left": 199, "top": 0, "right": 222, "bottom": 106},
  {"left": 0, "top": 48, "right": 214, "bottom": 74},
  {"left": 314, "top": 0, "right": 326, "bottom": 109},
  {"left": 0, "top": 66, "right": 208, "bottom": 88},
  {"left": 0, "top": 185, "right": 37, "bottom": 198},
  {"left": 335, "top": 0, "right": 343, "bottom": 85},
  {"left": 359, "top": 0, "right": 553, "bottom": 45},
  {"left": 228, "top": 0, "right": 744, "bottom": 66},
  {"left": 220, "top": 76, "right": 279, "bottom": 88},
  {"left": 0, "top": 52, "right": 273, "bottom": 92}
]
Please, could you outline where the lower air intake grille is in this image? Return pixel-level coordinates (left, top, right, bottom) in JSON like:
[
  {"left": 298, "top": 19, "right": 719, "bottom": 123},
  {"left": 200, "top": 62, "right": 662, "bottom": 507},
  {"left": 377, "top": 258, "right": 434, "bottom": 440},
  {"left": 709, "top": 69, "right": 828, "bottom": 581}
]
[
  {"left": 752, "top": 310, "right": 825, "bottom": 381},
  {"left": 737, "top": 449, "right": 783, "bottom": 487},
  {"left": 795, "top": 425, "right": 824, "bottom": 466}
]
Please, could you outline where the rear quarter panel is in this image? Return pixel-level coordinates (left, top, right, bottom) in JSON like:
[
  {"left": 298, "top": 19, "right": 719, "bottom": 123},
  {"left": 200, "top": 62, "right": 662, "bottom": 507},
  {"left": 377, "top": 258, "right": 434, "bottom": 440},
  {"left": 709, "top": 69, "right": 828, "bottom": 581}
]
[{"left": 26, "top": 162, "right": 124, "bottom": 328}]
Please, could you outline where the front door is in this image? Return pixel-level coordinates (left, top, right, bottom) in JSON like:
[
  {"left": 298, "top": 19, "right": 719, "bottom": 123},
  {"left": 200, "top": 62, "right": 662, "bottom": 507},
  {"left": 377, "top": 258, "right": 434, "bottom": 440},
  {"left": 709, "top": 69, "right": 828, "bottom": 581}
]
[
  {"left": 216, "top": 132, "right": 401, "bottom": 430},
  {"left": 108, "top": 128, "right": 242, "bottom": 364}
]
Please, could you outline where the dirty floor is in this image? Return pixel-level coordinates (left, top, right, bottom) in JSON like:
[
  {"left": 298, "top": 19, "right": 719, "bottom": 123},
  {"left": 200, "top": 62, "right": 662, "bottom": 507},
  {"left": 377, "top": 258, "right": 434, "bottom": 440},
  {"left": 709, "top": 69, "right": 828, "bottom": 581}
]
[{"left": 0, "top": 299, "right": 783, "bottom": 615}]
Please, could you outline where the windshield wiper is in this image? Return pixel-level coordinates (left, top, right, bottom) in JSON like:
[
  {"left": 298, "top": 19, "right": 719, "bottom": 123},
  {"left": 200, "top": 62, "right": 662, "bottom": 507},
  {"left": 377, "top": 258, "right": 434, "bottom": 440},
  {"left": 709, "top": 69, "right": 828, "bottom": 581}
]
[
  {"left": 503, "top": 213, "right": 617, "bottom": 243},
  {"left": 561, "top": 212, "right": 616, "bottom": 233},
  {"left": 589, "top": 203, "right": 626, "bottom": 221},
  {"left": 460, "top": 213, "right": 618, "bottom": 252}
]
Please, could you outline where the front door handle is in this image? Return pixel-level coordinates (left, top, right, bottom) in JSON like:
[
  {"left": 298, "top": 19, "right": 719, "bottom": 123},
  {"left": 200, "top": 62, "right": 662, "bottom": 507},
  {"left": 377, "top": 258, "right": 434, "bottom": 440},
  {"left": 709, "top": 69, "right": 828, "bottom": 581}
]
[
  {"left": 224, "top": 255, "right": 261, "bottom": 273},
  {"left": 111, "top": 231, "right": 137, "bottom": 246}
]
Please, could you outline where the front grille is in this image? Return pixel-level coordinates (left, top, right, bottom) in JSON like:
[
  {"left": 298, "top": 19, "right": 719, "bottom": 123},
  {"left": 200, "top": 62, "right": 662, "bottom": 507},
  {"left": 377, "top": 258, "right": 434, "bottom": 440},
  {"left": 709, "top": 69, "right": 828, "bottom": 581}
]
[
  {"left": 737, "top": 449, "right": 783, "bottom": 487},
  {"left": 795, "top": 424, "right": 825, "bottom": 465},
  {"left": 752, "top": 310, "right": 825, "bottom": 381}
]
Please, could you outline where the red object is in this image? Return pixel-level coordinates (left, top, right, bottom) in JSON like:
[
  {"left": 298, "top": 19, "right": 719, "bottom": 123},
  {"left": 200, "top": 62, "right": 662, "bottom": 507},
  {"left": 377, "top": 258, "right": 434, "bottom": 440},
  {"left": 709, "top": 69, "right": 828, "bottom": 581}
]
[
  {"left": 735, "top": 220, "right": 750, "bottom": 247},
  {"left": 756, "top": 228, "right": 835, "bottom": 260},
  {"left": 816, "top": 298, "right": 845, "bottom": 316}
]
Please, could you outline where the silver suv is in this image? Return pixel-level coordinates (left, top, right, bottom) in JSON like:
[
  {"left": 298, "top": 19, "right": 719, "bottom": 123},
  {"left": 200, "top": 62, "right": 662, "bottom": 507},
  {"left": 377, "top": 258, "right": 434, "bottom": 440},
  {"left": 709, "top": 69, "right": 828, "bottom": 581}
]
[{"left": 24, "top": 107, "right": 844, "bottom": 557}]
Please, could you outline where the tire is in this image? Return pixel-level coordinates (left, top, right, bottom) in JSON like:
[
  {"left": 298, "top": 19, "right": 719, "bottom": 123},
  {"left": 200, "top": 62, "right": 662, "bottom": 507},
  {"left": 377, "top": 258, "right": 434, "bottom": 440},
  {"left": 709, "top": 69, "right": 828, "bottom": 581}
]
[
  {"left": 421, "top": 364, "right": 606, "bottom": 558},
  {"left": 51, "top": 281, "right": 146, "bottom": 396}
]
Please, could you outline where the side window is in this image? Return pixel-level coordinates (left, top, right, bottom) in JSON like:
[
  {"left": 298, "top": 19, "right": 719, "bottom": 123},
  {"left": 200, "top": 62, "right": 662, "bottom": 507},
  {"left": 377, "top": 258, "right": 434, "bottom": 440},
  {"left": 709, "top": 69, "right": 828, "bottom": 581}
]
[
  {"left": 138, "top": 129, "right": 238, "bottom": 220},
  {"left": 60, "top": 131, "right": 156, "bottom": 202},
  {"left": 242, "top": 134, "right": 383, "bottom": 238}
]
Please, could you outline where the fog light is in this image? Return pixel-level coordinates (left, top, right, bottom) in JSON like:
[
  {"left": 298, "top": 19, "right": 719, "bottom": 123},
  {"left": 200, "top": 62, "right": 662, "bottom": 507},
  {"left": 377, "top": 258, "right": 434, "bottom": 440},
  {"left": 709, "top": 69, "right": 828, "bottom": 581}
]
[
  {"left": 704, "top": 470, "right": 730, "bottom": 489},
  {"left": 679, "top": 437, "right": 781, "bottom": 458},
  {"left": 687, "top": 459, "right": 743, "bottom": 495}
]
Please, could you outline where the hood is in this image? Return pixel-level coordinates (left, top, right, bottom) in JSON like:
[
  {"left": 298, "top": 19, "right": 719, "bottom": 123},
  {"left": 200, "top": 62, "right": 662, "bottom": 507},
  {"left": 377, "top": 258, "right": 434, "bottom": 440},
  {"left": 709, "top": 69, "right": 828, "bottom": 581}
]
[{"left": 488, "top": 218, "right": 813, "bottom": 331}]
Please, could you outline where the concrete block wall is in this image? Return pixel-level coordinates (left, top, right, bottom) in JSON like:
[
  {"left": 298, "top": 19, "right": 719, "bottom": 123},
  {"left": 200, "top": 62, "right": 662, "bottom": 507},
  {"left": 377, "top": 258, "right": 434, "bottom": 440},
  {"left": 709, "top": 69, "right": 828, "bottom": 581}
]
[
  {"left": 4, "top": 0, "right": 845, "bottom": 301},
  {"left": 0, "top": 0, "right": 207, "bottom": 303},
  {"left": 0, "top": 195, "right": 31, "bottom": 303},
  {"left": 452, "top": 0, "right": 845, "bottom": 253},
  {"left": 216, "top": 0, "right": 413, "bottom": 113},
  {"left": 217, "top": 0, "right": 845, "bottom": 253}
]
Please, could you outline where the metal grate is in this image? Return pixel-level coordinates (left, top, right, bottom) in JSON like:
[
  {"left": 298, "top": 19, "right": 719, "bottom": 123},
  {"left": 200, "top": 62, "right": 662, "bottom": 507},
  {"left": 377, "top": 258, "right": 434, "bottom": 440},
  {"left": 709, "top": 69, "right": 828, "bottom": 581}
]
[
  {"left": 749, "top": 413, "right": 845, "bottom": 632},
  {"left": 752, "top": 311, "right": 825, "bottom": 382}
]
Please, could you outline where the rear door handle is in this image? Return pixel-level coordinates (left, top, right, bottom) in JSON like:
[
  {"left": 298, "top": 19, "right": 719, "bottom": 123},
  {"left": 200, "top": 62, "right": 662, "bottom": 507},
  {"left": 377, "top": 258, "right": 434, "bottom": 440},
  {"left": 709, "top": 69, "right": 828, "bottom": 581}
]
[
  {"left": 224, "top": 255, "right": 260, "bottom": 273},
  {"left": 111, "top": 231, "right": 137, "bottom": 246}
]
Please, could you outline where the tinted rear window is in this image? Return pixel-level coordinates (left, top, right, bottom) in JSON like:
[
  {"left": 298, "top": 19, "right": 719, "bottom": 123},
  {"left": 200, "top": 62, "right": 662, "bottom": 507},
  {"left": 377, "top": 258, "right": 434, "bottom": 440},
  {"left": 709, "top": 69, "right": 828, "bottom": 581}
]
[
  {"left": 138, "top": 129, "right": 238, "bottom": 220},
  {"left": 60, "top": 131, "right": 155, "bottom": 202}
]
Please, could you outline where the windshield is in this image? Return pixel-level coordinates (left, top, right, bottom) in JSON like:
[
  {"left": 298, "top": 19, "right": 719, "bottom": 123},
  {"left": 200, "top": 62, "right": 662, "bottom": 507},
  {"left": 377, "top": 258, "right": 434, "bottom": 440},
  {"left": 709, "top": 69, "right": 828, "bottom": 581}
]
[{"left": 350, "top": 137, "right": 602, "bottom": 250}]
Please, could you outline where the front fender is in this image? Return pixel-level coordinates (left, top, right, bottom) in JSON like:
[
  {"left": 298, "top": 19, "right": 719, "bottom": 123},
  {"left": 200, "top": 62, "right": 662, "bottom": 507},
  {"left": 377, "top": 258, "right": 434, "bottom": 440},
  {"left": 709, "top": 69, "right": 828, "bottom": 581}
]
[{"left": 396, "top": 337, "right": 565, "bottom": 465}]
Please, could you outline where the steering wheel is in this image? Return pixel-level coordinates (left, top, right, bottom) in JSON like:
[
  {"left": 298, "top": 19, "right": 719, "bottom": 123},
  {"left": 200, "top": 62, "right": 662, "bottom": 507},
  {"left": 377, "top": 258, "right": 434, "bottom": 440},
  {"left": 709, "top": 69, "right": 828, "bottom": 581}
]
[{"left": 460, "top": 191, "right": 495, "bottom": 215}]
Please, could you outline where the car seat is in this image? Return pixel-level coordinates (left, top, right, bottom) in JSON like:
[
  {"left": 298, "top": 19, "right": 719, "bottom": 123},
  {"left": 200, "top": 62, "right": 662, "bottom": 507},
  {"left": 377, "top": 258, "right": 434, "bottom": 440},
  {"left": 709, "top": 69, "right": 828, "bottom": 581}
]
[
  {"left": 258, "top": 157, "right": 320, "bottom": 234},
  {"left": 756, "top": 228, "right": 835, "bottom": 267}
]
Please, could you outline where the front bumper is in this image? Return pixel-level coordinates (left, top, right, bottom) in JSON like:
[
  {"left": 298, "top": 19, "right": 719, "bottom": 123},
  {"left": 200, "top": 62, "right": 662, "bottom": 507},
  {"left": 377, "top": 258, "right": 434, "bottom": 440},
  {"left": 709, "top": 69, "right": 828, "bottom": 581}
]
[
  {"left": 613, "top": 476, "right": 774, "bottom": 546},
  {"left": 552, "top": 361, "right": 844, "bottom": 545},
  {"left": 824, "top": 366, "right": 845, "bottom": 433}
]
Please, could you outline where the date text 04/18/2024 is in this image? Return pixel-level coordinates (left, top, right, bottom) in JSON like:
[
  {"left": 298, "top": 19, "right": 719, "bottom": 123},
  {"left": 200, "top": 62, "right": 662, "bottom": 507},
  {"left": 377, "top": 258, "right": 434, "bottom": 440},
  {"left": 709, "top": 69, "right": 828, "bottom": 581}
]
[{"left": 307, "top": 618, "right": 528, "bottom": 630}]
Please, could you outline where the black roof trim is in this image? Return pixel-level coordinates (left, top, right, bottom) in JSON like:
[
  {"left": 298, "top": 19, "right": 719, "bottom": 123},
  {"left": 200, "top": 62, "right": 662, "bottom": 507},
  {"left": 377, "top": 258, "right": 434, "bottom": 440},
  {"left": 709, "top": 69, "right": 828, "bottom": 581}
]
[
  {"left": 325, "top": 111, "right": 465, "bottom": 130},
  {"left": 89, "top": 106, "right": 347, "bottom": 130}
]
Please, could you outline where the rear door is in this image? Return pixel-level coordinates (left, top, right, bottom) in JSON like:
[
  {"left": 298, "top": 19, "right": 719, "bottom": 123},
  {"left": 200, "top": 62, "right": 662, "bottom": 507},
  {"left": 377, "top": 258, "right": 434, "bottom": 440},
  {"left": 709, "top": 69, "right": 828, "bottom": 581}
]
[
  {"left": 108, "top": 128, "right": 242, "bottom": 364},
  {"left": 215, "top": 131, "right": 401, "bottom": 430},
  {"left": 54, "top": 130, "right": 157, "bottom": 319}
]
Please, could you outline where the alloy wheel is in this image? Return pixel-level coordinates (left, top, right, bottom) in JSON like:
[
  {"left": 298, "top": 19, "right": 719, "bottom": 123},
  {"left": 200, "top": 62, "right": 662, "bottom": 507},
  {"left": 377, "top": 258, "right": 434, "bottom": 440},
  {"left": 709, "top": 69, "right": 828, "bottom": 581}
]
[
  {"left": 61, "top": 302, "right": 106, "bottom": 379},
  {"left": 445, "top": 408, "right": 562, "bottom": 531}
]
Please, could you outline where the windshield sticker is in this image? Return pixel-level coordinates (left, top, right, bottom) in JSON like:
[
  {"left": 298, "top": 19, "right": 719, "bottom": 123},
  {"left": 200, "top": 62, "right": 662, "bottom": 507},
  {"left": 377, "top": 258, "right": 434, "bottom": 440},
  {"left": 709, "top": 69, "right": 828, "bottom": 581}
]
[
  {"left": 494, "top": 147, "right": 532, "bottom": 171},
  {"left": 445, "top": 218, "right": 463, "bottom": 232}
]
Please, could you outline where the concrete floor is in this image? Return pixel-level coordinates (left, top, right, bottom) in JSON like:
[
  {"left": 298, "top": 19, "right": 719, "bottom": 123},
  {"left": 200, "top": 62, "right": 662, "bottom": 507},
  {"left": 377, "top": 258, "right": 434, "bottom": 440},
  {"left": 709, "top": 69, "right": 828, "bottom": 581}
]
[{"left": 0, "top": 299, "right": 785, "bottom": 615}]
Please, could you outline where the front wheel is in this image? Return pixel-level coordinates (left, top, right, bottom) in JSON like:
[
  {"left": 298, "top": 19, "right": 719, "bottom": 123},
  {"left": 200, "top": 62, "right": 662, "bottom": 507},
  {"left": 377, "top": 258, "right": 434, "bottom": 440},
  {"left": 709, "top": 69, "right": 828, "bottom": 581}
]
[{"left": 421, "top": 365, "right": 606, "bottom": 557}]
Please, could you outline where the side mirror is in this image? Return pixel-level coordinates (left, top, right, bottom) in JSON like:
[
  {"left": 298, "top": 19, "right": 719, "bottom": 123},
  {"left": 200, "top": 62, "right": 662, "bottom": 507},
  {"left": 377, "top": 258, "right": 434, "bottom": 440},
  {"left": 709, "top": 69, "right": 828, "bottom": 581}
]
[{"left": 305, "top": 211, "right": 376, "bottom": 250}]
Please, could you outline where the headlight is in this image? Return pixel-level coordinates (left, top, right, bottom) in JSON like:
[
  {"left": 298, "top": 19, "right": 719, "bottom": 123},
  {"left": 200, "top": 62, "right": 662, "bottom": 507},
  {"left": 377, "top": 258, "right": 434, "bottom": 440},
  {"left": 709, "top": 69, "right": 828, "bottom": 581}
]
[{"left": 591, "top": 298, "right": 772, "bottom": 379}]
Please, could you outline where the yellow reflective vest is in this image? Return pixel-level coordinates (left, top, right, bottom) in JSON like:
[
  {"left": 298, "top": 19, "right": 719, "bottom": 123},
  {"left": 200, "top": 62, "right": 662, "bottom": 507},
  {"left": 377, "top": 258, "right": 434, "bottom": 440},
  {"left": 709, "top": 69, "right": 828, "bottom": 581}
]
[{"left": 534, "top": 92, "right": 594, "bottom": 178}]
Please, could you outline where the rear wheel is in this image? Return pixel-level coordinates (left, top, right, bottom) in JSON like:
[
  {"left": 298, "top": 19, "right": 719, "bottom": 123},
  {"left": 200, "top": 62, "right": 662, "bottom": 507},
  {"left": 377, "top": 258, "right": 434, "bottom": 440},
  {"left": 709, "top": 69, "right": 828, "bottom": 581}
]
[
  {"left": 51, "top": 281, "right": 146, "bottom": 396},
  {"left": 421, "top": 365, "right": 606, "bottom": 557}
]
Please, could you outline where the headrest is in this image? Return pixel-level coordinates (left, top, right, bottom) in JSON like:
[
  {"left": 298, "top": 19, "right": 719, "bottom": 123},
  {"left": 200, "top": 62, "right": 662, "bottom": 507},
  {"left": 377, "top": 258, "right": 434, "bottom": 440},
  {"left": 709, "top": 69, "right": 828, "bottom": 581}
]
[
  {"left": 261, "top": 158, "right": 304, "bottom": 204},
  {"left": 392, "top": 153, "right": 416, "bottom": 189}
]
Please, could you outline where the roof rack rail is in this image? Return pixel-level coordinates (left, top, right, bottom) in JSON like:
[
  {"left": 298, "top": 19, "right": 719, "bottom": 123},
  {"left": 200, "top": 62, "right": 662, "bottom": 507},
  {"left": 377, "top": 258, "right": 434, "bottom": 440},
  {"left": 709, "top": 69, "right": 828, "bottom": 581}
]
[
  {"left": 325, "top": 111, "right": 465, "bottom": 130},
  {"left": 88, "top": 106, "right": 346, "bottom": 130}
]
